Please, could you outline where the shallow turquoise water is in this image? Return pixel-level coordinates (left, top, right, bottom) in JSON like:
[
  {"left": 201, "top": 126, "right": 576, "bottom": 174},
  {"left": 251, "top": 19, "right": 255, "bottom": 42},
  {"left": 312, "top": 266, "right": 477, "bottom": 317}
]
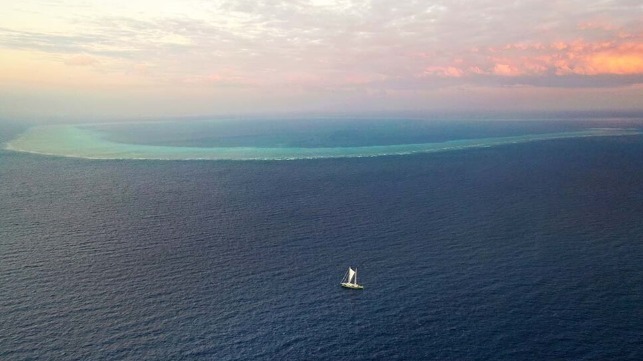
[{"left": 5, "top": 122, "right": 641, "bottom": 160}]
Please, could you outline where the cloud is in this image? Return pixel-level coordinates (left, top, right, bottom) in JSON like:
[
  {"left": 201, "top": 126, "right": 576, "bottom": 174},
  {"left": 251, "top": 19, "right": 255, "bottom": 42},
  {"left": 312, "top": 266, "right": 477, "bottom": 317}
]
[
  {"left": 65, "top": 54, "right": 99, "bottom": 66},
  {"left": 413, "top": 38, "right": 643, "bottom": 87},
  {"left": 1, "top": 0, "right": 642, "bottom": 118},
  {"left": 0, "top": 27, "right": 99, "bottom": 54},
  {"left": 423, "top": 66, "right": 465, "bottom": 78},
  {"left": 579, "top": 45, "right": 643, "bottom": 75}
]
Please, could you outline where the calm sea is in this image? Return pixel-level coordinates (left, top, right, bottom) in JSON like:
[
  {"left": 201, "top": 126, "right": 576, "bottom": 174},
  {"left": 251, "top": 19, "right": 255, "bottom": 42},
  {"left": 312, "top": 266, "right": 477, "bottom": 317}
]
[{"left": 1, "top": 117, "right": 642, "bottom": 360}]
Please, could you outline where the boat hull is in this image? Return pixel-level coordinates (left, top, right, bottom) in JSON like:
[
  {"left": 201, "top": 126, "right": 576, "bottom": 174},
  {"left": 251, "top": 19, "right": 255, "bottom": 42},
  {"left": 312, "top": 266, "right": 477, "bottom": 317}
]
[{"left": 341, "top": 282, "right": 364, "bottom": 290}]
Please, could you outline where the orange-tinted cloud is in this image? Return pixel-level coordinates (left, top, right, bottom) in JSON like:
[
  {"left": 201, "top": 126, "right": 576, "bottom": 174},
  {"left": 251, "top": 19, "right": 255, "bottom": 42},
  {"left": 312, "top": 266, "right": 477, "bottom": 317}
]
[
  {"left": 579, "top": 45, "right": 643, "bottom": 75},
  {"left": 420, "top": 37, "right": 643, "bottom": 79}
]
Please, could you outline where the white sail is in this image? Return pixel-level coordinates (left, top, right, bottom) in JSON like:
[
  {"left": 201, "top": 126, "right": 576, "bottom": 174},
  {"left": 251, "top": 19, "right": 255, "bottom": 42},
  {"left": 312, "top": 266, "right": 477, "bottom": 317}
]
[
  {"left": 341, "top": 266, "right": 364, "bottom": 289},
  {"left": 348, "top": 268, "right": 356, "bottom": 284}
]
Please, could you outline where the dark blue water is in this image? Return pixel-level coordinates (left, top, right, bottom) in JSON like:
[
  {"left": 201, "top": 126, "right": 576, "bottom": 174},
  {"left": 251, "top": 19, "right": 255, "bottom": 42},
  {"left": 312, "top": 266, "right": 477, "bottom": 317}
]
[{"left": 1, "top": 120, "right": 642, "bottom": 360}]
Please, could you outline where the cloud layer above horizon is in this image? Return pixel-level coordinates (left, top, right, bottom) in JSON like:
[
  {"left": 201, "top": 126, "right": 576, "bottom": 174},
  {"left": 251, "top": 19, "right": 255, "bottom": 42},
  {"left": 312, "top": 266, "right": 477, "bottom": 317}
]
[{"left": 1, "top": 0, "right": 642, "bottom": 119}]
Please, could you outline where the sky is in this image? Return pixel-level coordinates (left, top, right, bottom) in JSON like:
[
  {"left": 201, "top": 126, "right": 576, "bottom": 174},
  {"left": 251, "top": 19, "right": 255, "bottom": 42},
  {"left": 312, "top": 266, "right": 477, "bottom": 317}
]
[{"left": 0, "top": 0, "right": 642, "bottom": 120}]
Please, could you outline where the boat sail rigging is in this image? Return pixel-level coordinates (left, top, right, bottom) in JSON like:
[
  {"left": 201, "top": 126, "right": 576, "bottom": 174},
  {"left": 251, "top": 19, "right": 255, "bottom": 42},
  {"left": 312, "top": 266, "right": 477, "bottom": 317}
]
[{"left": 341, "top": 267, "right": 364, "bottom": 289}]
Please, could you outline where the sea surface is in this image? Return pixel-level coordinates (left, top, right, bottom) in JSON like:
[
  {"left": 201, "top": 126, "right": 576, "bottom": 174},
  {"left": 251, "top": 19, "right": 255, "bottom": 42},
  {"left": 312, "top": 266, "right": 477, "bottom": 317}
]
[{"left": 1, "top": 115, "right": 642, "bottom": 360}]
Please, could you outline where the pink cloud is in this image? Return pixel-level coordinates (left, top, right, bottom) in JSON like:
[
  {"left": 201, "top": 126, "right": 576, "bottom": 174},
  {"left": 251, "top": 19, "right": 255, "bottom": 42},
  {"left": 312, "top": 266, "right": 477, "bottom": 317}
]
[
  {"left": 423, "top": 66, "right": 464, "bottom": 78},
  {"left": 419, "top": 34, "right": 643, "bottom": 79},
  {"left": 491, "top": 63, "right": 522, "bottom": 76}
]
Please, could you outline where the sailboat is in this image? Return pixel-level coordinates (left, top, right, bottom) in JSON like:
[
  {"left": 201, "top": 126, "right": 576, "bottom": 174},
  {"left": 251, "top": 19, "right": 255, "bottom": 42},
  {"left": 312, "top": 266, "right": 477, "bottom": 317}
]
[{"left": 341, "top": 267, "right": 364, "bottom": 289}]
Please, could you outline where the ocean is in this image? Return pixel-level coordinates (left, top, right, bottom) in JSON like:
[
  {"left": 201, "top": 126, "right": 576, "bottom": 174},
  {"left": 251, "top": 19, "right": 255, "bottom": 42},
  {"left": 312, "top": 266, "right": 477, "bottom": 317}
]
[{"left": 1, "top": 115, "right": 642, "bottom": 360}]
